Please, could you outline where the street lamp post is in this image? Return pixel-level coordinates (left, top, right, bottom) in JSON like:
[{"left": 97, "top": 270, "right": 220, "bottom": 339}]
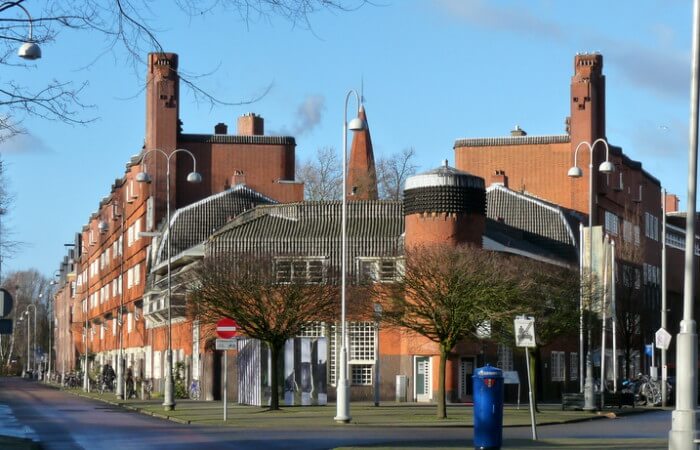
[
  {"left": 16, "top": 3, "right": 41, "bottom": 60},
  {"left": 669, "top": 0, "right": 700, "bottom": 447},
  {"left": 136, "top": 148, "right": 202, "bottom": 411},
  {"left": 99, "top": 201, "right": 125, "bottom": 400},
  {"left": 568, "top": 138, "right": 614, "bottom": 411},
  {"left": 24, "top": 304, "right": 37, "bottom": 379},
  {"left": 334, "top": 90, "right": 366, "bottom": 424}
]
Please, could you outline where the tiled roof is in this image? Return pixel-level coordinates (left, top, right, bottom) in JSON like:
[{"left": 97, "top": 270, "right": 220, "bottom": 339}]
[
  {"left": 454, "top": 135, "right": 570, "bottom": 148},
  {"left": 210, "top": 201, "right": 405, "bottom": 276},
  {"left": 485, "top": 185, "right": 581, "bottom": 263},
  {"left": 154, "top": 185, "right": 276, "bottom": 265},
  {"left": 179, "top": 134, "right": 295, "bottom": 146}
]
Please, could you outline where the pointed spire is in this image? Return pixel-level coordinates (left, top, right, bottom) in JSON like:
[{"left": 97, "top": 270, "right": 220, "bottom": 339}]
[{"left": 347, "top": 103, "right": 378, "bottom": 201}]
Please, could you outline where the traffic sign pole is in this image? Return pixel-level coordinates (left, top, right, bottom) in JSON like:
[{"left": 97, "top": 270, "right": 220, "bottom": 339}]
[{"left": 215, "top": 318, "right": 239, "bottom": 422}]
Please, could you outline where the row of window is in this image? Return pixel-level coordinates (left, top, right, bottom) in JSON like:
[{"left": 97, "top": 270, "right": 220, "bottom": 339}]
[
  {"left": 275, "top": 257, "right": 403, "bottom": 284},
  {"left": 88, "top": 312, "right": 137, "bottom": 342},
  {"left": 603, "top": 210, "right": 659, "bottom": 244}
]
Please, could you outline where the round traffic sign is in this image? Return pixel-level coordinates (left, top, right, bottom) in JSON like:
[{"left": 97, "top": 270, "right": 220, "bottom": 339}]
[{"left": 216, "top": 318, "right": 239, "bottom": 339}]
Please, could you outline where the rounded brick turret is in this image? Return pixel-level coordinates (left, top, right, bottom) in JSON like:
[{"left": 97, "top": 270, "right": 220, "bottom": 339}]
[{"left": 403, "top": 160, "right": 486, "bottom": 247}]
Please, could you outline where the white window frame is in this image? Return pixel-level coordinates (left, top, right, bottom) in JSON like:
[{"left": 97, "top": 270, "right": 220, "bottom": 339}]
[
  {"left": 551, "top": 351, "right": 566, "bottom": 382},
  {"left": 275, "top": 257, "right": 327, "bottom": 283},
  {"left": 356, "top": 257, "right": 405, "bottom": 283}
]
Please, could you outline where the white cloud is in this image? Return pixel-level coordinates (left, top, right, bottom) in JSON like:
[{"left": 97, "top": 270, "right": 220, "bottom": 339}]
[
  {"left": 271, "top": 94, "right": 326, "bottom": 136},
  {"left": 0, "top": 132, "right": 52, "bottom": 154}
]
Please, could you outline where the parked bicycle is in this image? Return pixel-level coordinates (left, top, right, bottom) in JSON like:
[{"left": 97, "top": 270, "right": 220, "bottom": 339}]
[{"left": 621, "top": 374, "right": 671, "bottom": 406}]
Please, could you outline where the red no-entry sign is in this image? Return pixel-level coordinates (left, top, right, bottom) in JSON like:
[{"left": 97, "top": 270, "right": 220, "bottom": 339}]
[{"left": 216, "top": 318, "right": 239, "bottom": 339}]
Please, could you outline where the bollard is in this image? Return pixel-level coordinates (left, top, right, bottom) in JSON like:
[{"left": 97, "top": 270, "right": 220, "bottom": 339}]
[{"left": 472, "top": 364, "right": 504, "bottom": 450}]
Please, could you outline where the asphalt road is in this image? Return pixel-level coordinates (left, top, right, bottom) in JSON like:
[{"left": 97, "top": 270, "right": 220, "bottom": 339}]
[{"left": 0, "top": 377, "right": 672, "bottom": 449}]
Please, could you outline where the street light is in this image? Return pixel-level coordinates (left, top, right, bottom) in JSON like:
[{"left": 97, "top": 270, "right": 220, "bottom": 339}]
[
  {"left": 568, "top": 138, "right": 614, "bottom": 411},
  {"left": 335, "top": 90, "right": 366, "bottom": 424},
  {"left": 136, "top": 148, "right": 202, "bottom": 411},
  {"left": 23, "top": 304, "right": 37, "bottom": 378},
  {"left": 98, "top": 200, "right": 126, "bottom": 400},
  {"left": 669, "top": 0, "right": 700, "bottom": 447},
  {"left": 16, "top": 4, "right": 41, "bottom": 60}
]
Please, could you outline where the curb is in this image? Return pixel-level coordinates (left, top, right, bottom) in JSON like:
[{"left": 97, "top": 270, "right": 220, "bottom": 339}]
[{"left": 56, "top": 387, "right": 658, "bottom": 429}]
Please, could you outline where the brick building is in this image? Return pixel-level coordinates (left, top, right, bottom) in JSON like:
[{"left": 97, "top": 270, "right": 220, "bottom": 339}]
[
  {"left": 51, "top": 51, "right": 697, "bottom": 405},
  {"left": 454, "top": 53, "right": 674, "bottom": 379},
  {"left": 52, "top": 52, "right": 302, "bottom": 387}
]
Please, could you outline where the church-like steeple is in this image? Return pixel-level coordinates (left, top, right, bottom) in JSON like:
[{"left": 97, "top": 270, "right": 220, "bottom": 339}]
[{"left": 347, "top": 104, "right": 378, "bottom": 201}]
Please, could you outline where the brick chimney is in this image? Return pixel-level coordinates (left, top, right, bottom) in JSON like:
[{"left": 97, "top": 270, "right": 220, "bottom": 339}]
[
  {"left": 510, "top": 125, "right": 526, "bottom": 136},
  {"left": 665, "top": 193, "right": 680, "bottom": 213},
  {"left": 214, "top": 122, "right": 228, "bottom": 134},
  {"left": 231, "top": 170, "right": 246, "bottom": 186},
  {"left": 237, "top": 113, "right": 264, "bottom": 136},
  {"left": 490, "top": 170, "right": 508, "bottom": 188}
]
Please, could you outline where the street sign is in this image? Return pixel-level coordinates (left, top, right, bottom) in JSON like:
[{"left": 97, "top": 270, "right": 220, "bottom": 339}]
[
  {"left": 216, "top": 318, "right": 240, "bottom": 339},
  {"left": 514, "top": 316, "right": 536, "bottom": 348},
  {"left": 215, "top": 338, "right": 238, "bottom": 350},
  {"left": 0, "top": 319, "right": 12, "bottom": 335},
  {"left": 655, "top": 328, "right": 672, "bottom": 350},
  {"left": 0, "top": 289, "right": 13, "bottom": 317}
]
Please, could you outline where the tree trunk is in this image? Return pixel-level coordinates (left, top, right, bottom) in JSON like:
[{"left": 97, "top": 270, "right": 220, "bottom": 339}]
[
  {"left": 269, "top": 343, "right": 280, "bottom": 410},
  {"left": 437, "top": 345, "right": 448, "bottom": 419}
]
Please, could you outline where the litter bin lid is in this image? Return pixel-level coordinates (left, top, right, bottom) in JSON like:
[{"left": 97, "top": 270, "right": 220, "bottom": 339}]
[{"left": 474, "top": 364, "right": 503, "bottom": 379}]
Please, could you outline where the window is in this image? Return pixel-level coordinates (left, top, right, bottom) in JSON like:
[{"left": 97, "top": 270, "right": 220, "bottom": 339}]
[
  {"left": 275, "top": 257, "right": 326, "bottom": 283},
  {"left": 635, "top": 268, "right": 641, "bottom": 290},
  {"left": 551, "top": 351, "right": 566, "bottom": 381},
  {"left": 570, "top": 352, "right": 578, "bottom": 381},
  {"left": 645, "top": 213, "right": 659, "bottom": 241},
  {"left": 357, "top": 257, "right": 404, "bottom": 283},
  {"left": 351, "top": 365, "right": 373, "bottom": 385},
  {"left": 604, "top": 211, "right": 619, "bottom": 236},
  {"left": 329, "top": 321, "right": 377, "bottom": 386},
  {"left": 112, "top": 318, "right": 117, "bottom": 336},
  {"left": 100, "top": 324, "right": 105, "bottom": 340},
  {"left": 127, "top": 312, "right": 133, "bottom": 333},
  {"left": 496, "top": 344, "right": 514, "bottom": 372},
  {"left": 623, "top": 220, "right": 632, "bottom": 243},
  {"left": 667, "top": 232, "right": 685, "bottom": 250},
  {"left": 127, "top": 267, "right": 133, "bottom": 288},
  {"left": 127, "top": 225, "right": 134, "bottom": 247},
  {"left": 634, "top": 225, "right": 641, "bottom": 246},
  {"left": 146, "top": 197, "right": 154, "bottom": 231},
  {"left": 349, "top": 321, "right": 376, "bottom": 363}
]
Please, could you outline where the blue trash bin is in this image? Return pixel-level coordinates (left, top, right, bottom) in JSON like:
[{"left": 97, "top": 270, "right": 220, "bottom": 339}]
[{"left": 472, "top": 364, "right": 504, "bottom": 450}]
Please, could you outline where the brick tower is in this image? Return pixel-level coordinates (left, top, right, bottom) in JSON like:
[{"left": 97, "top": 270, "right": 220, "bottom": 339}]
[
  {"left": 569, "top": 53, "right": 606, "bottom": 218},
  {"left": 403, "top": 160, "right": 486, "bottom": 248},
  {"left": 144, "top": 52, "right": 180, "bottom": 218},
  {"left": 347, "top": 105, "right": 378, "bottom": 201}
]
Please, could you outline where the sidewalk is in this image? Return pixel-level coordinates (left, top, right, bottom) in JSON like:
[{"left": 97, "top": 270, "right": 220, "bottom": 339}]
[
  {"left": 59, "top": 385, "right": 654, "bottom": 429},
  {"left": 336, "top": 437, "right": 667, "bottom": 449}
]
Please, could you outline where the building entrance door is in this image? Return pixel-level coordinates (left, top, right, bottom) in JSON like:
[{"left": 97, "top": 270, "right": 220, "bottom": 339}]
[
  {"left": 414, "top": 356, "right": 431, "bottom": 402},
  {"left": 459, "top": 356, "right": 476, "bottom": 401}
]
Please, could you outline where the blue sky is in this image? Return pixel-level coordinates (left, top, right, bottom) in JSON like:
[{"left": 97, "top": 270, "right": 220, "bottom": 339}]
[{"left": 1, "top": 0, "right": 693, "bottom": 277}]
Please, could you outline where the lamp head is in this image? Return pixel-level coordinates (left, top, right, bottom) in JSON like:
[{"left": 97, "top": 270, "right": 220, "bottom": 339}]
[
  {"left": 135, "top": 172, "right": 151, "bottom": 183},
  {"left": 348, "top": 117, "right": 366, "bottom": 131},
  {"left": 18, "top": 41, "right": 41, "bottom": 60},
  {"left": 567, "top": 166, "right": 583, "bottom": 178},
  {"left": 186, "top": 171, "right": 203, "bottom": 184},
  {"left": 598, "top": 160, "right": 615, "bottom": 174}
]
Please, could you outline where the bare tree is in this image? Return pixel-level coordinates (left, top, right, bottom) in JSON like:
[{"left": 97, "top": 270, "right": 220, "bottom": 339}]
[
  {"left": 297, "top": 146, "right": 342, "bottom": 200},
  {"left": 0, "top": 0, "right": 368, "bottom": 141},
  {"left": 376, "top": 147, "right": 418, "bottom": 201},
  {"left": 0, "top": 269, "right": 50, "bottom": 373},
  {"left": 188, "top": 253, "right": 339, "bottom": 410},
  {"left": 378, "top": 244, "right": 533, "bottom": 419}
]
